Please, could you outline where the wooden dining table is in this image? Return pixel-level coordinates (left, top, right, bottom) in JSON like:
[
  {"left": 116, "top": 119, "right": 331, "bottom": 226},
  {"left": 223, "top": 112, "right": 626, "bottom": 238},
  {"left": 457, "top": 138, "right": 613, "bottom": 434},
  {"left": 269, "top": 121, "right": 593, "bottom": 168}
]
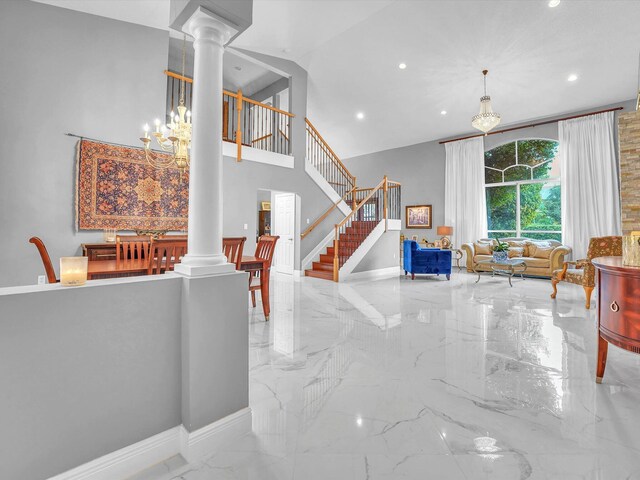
[
  {"left": 238, "top": 256, "right": 271, "bottom": 321},
  {"left": 87, "top": 259, "right": 157, "bottom": 280}
]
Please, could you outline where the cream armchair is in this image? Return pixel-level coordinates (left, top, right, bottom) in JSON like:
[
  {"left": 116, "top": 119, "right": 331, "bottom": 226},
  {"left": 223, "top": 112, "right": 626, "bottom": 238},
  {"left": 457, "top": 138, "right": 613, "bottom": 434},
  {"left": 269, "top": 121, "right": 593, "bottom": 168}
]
[{"left": 461, "top": 237, "right": 571, "bottom": 278}]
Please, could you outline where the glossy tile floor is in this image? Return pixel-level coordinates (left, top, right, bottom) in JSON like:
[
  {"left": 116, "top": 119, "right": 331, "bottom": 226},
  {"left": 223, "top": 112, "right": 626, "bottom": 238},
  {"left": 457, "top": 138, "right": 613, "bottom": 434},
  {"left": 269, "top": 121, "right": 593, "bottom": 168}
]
[{"left": 148, "top": 271, "right": 640, "bottom": 480}]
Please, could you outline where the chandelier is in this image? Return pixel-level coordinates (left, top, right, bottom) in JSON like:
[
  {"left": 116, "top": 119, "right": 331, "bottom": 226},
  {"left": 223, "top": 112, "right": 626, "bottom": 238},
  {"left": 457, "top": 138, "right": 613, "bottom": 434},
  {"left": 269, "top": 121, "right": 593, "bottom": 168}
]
[
  {"left": 471, "top": 69, "right": 501, "bottom": 134},
  {"left": 140, "top": 35, "right": 191, "bottom": 176}
]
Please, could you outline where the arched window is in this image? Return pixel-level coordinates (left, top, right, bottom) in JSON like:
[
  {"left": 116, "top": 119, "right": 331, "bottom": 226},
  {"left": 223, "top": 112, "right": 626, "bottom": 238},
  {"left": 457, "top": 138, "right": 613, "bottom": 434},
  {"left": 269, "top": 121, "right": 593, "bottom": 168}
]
[{"left": 484, "top": 139, "right": 561, "bottom": 241}]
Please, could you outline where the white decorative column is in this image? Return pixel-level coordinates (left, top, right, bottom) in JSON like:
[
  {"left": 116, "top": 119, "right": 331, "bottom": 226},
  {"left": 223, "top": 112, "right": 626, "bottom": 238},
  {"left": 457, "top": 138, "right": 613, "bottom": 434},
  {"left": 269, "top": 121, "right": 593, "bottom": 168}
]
[{"left": 175, "top": 8, "right": 238, "bottom": 277}]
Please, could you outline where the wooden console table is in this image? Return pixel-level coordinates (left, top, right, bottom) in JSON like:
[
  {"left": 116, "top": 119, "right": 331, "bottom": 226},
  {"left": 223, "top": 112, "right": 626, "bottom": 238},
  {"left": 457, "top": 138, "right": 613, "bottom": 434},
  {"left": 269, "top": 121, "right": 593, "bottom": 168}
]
[
  {"left": 593, "top": 256, "right": 640, "bottom": 383},
  {"left": 82, "top": 243, "right": 117, "bottom": 261}
]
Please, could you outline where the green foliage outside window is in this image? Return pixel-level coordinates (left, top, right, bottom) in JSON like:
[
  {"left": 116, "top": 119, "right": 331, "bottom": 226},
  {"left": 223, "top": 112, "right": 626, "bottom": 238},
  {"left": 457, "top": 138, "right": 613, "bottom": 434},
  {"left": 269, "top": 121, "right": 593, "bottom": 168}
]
[{"left": 485, "top": 140, "right": 561, "bottom": 240}]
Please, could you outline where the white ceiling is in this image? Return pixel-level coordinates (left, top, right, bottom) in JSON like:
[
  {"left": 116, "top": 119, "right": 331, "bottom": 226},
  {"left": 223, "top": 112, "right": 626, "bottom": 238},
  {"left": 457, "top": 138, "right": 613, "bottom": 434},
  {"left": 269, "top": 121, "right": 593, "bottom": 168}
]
[
  {"left": 234, "top": 0, "right": 640, "bottom": 158},
  {"left": 32, "top": 0, "right": 640, "bottom": 158}
]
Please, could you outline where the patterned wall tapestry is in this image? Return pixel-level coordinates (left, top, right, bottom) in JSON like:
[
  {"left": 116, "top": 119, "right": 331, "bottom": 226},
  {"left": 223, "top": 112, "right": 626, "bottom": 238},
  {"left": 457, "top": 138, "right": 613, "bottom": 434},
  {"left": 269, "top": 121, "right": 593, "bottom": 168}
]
[{"left": 76, "top": 139, "right": 189, "bottom": 231}]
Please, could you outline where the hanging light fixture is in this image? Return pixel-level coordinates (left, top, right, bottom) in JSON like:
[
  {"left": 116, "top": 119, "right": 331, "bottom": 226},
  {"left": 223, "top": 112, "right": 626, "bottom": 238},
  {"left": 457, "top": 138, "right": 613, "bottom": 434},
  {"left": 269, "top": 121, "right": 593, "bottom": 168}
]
[
  {"left": 471, "top": 69, "right": 501, "bottom": 134},
  {"left": 141, "top": 35, "right": 191, "bottom": 176}
]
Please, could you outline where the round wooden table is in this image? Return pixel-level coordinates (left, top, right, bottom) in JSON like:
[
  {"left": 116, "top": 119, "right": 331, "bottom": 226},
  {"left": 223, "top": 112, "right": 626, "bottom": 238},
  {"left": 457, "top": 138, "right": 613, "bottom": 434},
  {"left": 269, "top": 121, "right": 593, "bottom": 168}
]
[{"left": 592, "top": 256, "right": 640, "bottom": 383}]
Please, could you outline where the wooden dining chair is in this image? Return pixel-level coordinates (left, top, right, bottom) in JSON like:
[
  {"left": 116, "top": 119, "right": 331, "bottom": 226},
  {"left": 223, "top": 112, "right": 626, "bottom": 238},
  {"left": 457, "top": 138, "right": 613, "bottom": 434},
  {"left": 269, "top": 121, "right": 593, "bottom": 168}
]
[
  {"left": 29, "top": 237, "right": 58, "bottom": 283},
  {"left": 115, "top": 235, "right": 151, "bottom": 263},
  {"left": 249, "top": 235, "right": 279, "bottom": 312},
  {"left": 223, "top": 237, "right": 247, "bottom": 269},
  {"left": 147, "top": 238, "right": 188, "bottom": 275}
]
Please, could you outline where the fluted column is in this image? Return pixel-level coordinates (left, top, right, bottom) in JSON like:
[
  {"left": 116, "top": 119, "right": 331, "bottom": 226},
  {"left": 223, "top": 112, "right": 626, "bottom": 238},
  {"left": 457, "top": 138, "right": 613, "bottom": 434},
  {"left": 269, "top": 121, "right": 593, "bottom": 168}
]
[{"left": 175, "top": 9, "right": 237, "bottom": 276}]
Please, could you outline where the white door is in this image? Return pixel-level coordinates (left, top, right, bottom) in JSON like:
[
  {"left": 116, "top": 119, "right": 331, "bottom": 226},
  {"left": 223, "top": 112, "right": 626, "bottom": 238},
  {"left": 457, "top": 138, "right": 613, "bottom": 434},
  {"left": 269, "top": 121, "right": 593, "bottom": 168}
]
[{"left": 273, "top": 192, "right": 295, "bottom": 275}]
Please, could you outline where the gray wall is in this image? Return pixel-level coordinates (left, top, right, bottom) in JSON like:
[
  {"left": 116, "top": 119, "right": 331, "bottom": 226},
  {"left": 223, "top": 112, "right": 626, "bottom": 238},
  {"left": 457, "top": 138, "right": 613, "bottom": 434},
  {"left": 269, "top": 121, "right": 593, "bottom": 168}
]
[
  {"left": 352, "top": 230, "right": 400, "bottom": 273},
  {"left": 0, "top": 1, "right": 341, "bottom": 287},
  {"left": 344, "top": 140, "right": 446, "bottom": 244},
  {"left": 0, "top": 0, "right": 169, "bottom": 288},
  {"left": 0, "top": 276, "right": 182, "bottom": 479}
]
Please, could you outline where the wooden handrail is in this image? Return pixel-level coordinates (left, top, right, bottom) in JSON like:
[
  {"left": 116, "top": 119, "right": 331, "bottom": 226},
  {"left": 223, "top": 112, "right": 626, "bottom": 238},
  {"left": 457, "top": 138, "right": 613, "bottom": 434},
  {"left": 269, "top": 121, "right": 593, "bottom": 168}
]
[
  {"left": 164, "top": 70, "right": 294, "bottom": 117},
  {"left": 251, "top": 133, "right": 273, "bottom": 144},
  {"left": 335, "top": 179, "right": 385, "bottom": 231},
  {"left": 301, "top": 187, "right": 355, "bottom": 239},
  {"left": 165, "top": 70, "right": 192, "bottom": 84},
  {"left": 278, "top": 128, "right": 289, "bottom": 141},
  {"left": 333, "top": 179, "right": 385, "bottom": 282},
  {"left": 243, "top": 97, "right": 295, "bottom": 117},
  {"left": 305, "top": 118, "right": 355, "bottom": 185},
  {"left": 306, "top": 127, "right": 352, "bottom": 179}
]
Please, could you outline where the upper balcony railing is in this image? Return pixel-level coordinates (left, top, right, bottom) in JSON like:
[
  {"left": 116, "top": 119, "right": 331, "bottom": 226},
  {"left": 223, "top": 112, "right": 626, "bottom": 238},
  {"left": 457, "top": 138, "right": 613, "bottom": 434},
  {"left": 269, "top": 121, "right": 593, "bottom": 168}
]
[
  {"left": 305, "top": 118, "right": 356, "bottom": 198},
  {"left": 165, "top": 70, "right": 294, "bottom": 161}
]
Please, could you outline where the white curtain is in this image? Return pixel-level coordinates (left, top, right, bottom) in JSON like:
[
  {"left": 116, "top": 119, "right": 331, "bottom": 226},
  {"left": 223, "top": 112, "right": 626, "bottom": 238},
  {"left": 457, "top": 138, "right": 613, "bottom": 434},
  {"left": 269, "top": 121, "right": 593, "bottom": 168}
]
[
  {"left": 444, "top": 137, "right": 488, "bottom": 251},
  {"left": 559, "top": 111, "right": 621, "bottom": 260}
]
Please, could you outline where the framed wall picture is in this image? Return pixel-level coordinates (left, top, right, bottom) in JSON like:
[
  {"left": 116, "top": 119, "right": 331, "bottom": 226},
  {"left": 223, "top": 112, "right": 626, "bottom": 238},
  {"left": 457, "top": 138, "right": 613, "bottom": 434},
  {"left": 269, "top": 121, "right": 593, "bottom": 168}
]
[
  {"left": 261, "top": 201, "right": 271, "bottom": 211},
  {"left": 405, "top": 205, "right": 432, "bottom": 229}
]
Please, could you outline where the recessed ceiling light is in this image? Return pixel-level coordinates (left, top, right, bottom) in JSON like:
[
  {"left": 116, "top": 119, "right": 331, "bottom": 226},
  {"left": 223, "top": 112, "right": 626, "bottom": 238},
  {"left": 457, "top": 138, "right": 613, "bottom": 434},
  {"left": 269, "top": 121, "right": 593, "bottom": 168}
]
[
  {"left": 441, "top": 110, "right": 447, "bottom": 115},
  {"left": 567, "top": 74, "right": 578, "bottom": 82},
  {"left": 356, "top": 112, "right": 365, "bottom": 120},
  {"left": 398, "top": 63, "right": 407, "bottom": 70},
  {"left": 548, "top": 0, "right": 560, "bottom": 7}
]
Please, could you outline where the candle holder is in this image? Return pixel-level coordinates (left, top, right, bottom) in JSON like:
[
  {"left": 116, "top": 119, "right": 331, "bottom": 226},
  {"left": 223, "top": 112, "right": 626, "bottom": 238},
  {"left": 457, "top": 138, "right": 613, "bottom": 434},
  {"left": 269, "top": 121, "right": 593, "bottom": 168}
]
[
  {"left": 60, "top": 256, "right": 88, "bottom": 286},
  {"left": 103, "top": 228, "right": 117, "bottom": 243}
]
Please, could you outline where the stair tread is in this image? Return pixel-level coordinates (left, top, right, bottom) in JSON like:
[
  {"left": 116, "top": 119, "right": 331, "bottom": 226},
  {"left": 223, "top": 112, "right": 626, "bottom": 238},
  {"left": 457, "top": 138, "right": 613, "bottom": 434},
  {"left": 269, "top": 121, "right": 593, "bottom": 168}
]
[
  {"left": 312, "top": 261, "right": 333, "bottom": 272},
  {"left": 305, "top": 269, "right": 333, "bottom": 280}
]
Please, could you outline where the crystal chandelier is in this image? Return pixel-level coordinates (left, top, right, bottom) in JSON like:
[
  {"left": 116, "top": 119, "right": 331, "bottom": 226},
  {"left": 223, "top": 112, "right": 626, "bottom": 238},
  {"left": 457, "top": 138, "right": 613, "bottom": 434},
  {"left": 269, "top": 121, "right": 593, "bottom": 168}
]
[
  {"left": 471, "top": 69, "right": 501, "bottom": 134},
  {"left": 141, "top": 35, "right": 191, "bottom": 176}
]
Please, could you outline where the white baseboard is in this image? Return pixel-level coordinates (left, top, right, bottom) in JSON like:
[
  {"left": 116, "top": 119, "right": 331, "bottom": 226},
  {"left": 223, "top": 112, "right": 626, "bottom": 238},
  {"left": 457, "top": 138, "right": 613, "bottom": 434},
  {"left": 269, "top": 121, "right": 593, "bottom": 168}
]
[
  {"left": 180, "top": 407, "right": 252, "bottom": 463},
  {"left": 343, "top": 266, "right": 401, "bottom": 282},
  {"left": 48, "top": 408, "right": 252, "bottom": 480}
]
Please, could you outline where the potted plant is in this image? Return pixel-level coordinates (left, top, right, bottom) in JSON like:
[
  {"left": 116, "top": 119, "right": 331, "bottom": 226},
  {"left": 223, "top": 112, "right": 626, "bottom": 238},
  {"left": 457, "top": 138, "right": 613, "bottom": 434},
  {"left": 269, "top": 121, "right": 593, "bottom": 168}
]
[{"left": 492, "top": 238, "right": 510, "bottom": 263}]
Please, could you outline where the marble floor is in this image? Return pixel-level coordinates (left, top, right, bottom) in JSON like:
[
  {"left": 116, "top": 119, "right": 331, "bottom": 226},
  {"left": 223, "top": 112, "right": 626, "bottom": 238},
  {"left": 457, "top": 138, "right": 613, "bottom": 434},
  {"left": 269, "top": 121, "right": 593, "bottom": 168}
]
[{"left": 142, "top": 270, "right": 640, "bottom": 480}]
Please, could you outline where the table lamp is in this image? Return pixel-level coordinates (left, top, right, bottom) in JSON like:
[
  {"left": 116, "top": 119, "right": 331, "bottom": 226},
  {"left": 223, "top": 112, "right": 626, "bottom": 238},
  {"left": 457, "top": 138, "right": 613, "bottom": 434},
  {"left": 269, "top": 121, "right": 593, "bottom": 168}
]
[{"left": 437, "top": 226, "right": 453, "bottom": 249}]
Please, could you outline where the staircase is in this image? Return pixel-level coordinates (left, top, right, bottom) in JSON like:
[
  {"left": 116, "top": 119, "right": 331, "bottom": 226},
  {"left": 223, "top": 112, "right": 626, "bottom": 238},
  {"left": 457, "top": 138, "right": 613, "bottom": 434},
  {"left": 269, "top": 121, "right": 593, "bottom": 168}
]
[
  {"left": 301, "top": 127, "right": 402, "bottom": 282},
  {"left": 305, "top": 221, "right": 378, "bottom": 280}
]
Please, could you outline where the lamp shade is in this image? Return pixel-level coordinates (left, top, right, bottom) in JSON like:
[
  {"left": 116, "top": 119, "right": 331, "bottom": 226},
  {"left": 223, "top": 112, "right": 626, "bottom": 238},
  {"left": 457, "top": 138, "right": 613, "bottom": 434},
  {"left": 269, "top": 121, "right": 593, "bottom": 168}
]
[{"left": 437, "top": 226, "right": 453, "bottom": 236}]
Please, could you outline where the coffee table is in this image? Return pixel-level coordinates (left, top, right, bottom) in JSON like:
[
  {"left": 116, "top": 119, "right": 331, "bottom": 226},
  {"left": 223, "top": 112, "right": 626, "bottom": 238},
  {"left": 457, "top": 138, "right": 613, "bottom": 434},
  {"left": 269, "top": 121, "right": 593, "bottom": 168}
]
[{"left": 473, "top": 258, "right": 527, "bottom": 287}]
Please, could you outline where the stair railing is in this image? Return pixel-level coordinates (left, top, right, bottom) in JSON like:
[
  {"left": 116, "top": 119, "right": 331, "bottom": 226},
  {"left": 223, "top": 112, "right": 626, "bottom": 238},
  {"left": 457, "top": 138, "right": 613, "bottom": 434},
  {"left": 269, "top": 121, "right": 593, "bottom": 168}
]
[
  {"left": 333, "top": 178, "right": 385, "bottom": 282},
  {"left": 165, "top": 70, "right": 295, "bottom": 161},
  {"left": 305, "top": 118, "right": 356, "bottom": 198},
  {"left": 301, "top": 187, "right": 356, "bottom": 240},
  {"left": 332, "top": 177, "right": 402, "bottom": 281}
]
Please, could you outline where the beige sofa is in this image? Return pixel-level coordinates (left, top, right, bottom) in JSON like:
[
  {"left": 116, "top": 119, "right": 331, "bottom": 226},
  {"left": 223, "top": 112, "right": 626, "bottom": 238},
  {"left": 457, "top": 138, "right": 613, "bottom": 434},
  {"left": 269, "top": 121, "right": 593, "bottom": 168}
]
[{"left": 461, "top": 237, "right": 572, "bottom": 278}]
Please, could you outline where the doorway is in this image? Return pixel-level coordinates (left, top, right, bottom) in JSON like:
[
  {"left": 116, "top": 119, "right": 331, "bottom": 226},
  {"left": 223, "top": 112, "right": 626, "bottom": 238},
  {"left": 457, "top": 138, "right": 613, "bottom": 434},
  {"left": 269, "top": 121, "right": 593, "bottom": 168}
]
[{"left": 272, "top": 192, "right": 296, "bottom": 275}]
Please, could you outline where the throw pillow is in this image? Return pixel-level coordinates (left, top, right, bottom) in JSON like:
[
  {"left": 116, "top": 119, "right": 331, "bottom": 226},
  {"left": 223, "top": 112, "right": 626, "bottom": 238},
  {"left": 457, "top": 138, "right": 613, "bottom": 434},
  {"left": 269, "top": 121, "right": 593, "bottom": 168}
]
[
  {"left": 508, "top": 247, "right": 524, "bottom": 258},
  {"left": 529, "top": 243, "right": 554, "bottom": 259},
  {"left": 474, "top": 242, "right": 492, "bottom": 255},
  {"left": 508, "top": 240, "right": 529, "bottom": 257}
]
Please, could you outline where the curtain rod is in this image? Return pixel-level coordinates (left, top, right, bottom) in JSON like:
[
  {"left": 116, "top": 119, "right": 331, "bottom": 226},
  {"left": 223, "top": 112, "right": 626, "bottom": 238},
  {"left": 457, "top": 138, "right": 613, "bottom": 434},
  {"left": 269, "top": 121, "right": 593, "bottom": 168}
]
[
  {"left": 65, "top": 133, "right": 164, "bottom": 153},
  {"left": 438, "top": 106, "right": 624, "bottom": 145}
]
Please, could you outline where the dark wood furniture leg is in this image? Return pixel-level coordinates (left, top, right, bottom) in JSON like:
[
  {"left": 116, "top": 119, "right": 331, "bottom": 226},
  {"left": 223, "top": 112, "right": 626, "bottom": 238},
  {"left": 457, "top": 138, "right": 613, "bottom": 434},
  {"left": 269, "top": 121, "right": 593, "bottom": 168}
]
[
  {"left": 411, "top": 273, "right": 415, "bottom": 280},
  {"left": 596, "top": 333, "right": 608, "bottom": 384},
  {"left": 261, "top": 265, "right": 270, "bottom": 321}
]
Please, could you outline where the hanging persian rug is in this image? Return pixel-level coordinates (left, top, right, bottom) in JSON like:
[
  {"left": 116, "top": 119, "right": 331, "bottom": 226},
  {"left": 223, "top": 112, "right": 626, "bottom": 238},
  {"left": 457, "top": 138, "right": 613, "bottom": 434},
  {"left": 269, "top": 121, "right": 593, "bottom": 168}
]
[{"left": 76, "top": 139, "right": 189, "bottom": 231}]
